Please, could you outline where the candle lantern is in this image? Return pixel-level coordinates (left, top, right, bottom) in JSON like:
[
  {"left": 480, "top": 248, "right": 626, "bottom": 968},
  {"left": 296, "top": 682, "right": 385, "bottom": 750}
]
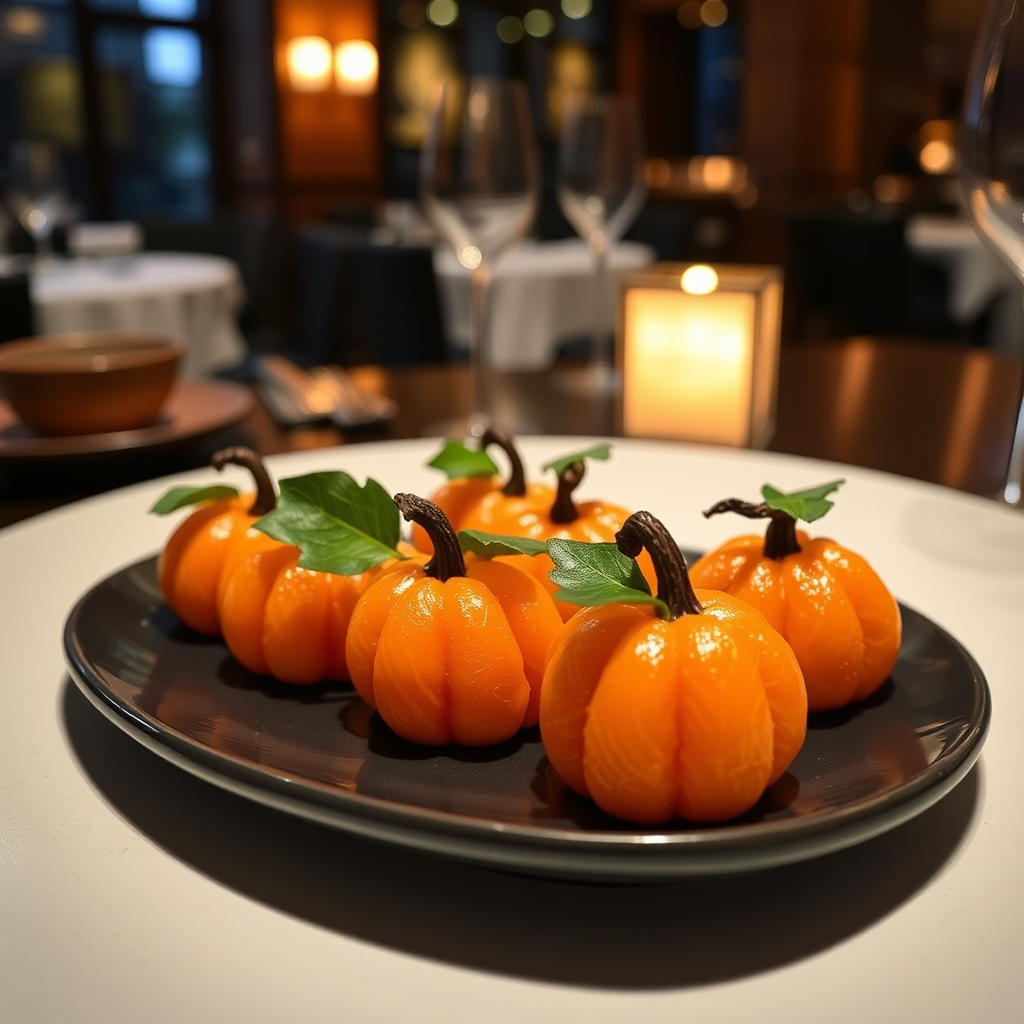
[{"left": 617, "top": 263, "right": 783, "bottom": 448}]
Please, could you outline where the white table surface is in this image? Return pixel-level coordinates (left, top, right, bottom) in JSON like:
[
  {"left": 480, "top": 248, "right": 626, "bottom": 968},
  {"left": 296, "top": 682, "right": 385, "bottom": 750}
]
[
  {"left": 23, "top": 252, "right": 248, "bottom": 377},
  {"left": 906, "top": 214, "right": 1023, "bottom": 355},
  {"left": 2, "top": 436, "right": 1023, "bottom": 1023},
  {"left": 434, "top": 239, "right": 656, "bottom": 370}
]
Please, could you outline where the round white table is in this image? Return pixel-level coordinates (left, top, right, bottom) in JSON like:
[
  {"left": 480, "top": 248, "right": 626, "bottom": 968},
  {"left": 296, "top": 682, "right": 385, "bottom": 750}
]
[
  {"left": 25, "top": 252, "right": 248, "bottom": 377},
  {"left": 1, "top": 436, "right": 1021, "bottom": 1023},
  {"left": 434, "top": 239, "right": 656, "bottom": 370}
]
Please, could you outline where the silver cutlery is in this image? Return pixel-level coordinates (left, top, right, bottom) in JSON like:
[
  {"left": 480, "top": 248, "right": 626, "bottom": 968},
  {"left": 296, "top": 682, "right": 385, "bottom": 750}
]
[{"left": 251, "top": 354, "right": 396, "bottom": 428}]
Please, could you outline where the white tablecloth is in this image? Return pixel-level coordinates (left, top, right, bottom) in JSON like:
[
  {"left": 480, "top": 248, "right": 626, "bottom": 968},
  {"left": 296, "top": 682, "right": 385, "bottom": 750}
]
[
  {"left": 25, "top": 252, "right": 248, "bottom": 377},
  {"left": 906, "top": 214, "right": 1023, "bottom": 355},
  {"left": 434, "top": 239, "right": 656, "bottom": 370},
  {"left": 2, "top": 437, "right": 1022, "bottom": 1023}
]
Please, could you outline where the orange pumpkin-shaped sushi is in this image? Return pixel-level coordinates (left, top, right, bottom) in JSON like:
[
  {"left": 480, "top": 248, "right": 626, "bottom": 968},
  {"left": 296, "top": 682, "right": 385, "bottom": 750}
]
[
  {"left": 689, "top": 480, "right": 901, "bottom": 712},
  {"left": 540, "top": 511, "right": 807, "bottom": 825}
]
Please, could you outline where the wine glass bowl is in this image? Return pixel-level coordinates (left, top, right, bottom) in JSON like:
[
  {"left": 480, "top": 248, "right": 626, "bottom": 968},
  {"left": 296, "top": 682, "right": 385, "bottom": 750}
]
[
  {"left": 960, "top": 0, "right": 1024, "bottom": 505},
  {"left": 555, "top": 93, "right": 647, "bottom": 394},
  {"left": 420, "top": 77, "right": 539, "bottom": 432},
  {"left": 557, "top": 94, "right": 647, "bottom": 253},
  {"left": 6, "top": 141, "right": 66, "bottom": 260}
]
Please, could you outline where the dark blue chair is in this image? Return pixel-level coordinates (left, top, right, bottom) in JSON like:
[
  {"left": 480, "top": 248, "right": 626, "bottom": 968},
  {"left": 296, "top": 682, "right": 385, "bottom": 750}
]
[
  {"left": 293, "top": 226, "right": 450, "bottom": 367},
  {"left": 0, "top": 270, "right": 35, "bottom": 343}
]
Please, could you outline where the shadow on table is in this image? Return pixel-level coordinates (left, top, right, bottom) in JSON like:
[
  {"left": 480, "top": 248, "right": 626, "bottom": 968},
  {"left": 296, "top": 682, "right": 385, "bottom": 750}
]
[{"left": 61, "top": 678, "right": 980, "bottom": 990}]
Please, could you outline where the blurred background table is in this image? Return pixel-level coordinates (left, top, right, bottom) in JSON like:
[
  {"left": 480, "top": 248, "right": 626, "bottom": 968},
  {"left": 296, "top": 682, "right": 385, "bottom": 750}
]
[
  {"left": 288, "top": 231, "right": 655, "bottom": 370},
  {"left": 905, "top": 213, "right": 1023, "bottom": 354},
  {"left": 433, "top": 238, "right": 656, "bottom": 369},
  {"left": 1, "top": 336, "right": 1019, "bottom": 531},
  {"left": 13, "top": 252, "right": 248, "bottom": 378}
]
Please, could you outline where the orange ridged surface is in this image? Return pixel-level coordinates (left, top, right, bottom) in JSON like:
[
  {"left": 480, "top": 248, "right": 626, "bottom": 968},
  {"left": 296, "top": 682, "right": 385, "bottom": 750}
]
[
  {"left": 465, "top": 559, "right": 563, "bottom": 726},
  {"left": 215, "top": 528, "right": 378, "bottom": 686},
  {"left": 345, "top": 559, "right": 559, "bottom": 746},
  {"left": 689, "top": 531, "right": 901, "bottom": 711},
  {"left": 157, "top": 492, "right": 259, "bottom": 636},
  {"left": 539, "top": 591, "right": 807, "bottom": 825}
]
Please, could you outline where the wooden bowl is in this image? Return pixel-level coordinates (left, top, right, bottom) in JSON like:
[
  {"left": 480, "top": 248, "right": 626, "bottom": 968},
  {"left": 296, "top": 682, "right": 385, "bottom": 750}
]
[{"left": 0, "top": 332, "right": 186, "bottom": 436}]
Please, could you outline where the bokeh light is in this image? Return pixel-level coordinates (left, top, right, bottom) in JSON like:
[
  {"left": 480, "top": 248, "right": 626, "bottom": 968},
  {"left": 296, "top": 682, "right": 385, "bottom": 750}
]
[
  {"left": 497, "top": 16, "right": 524, "bottom": 43},
  {"left": 677, "top": 1, "right": 702, "bottom": 29},
  {"left": 700, "top": 0, "right": 728, "bottom": 28},
  {"left": 680, "top": 265, "right": 720, "bottom": 295},
  {"left": 562, "top": 0, "right": 592, "bottom": 20},
  {"left": 427, "top": 0, "right": 459, "bottom": 27}
]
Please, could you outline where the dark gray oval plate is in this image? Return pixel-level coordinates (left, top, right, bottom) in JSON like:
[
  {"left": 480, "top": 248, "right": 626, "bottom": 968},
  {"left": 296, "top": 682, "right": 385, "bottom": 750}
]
[{"left": 63, "top": 555, "right": 991, "bottom": 882}]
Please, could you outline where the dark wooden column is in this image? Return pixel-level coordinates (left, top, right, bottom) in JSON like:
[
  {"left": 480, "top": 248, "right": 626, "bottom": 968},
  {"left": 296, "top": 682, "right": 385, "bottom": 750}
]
[{"left": 739, "top": 0, "right": 870, "bottom": 262}]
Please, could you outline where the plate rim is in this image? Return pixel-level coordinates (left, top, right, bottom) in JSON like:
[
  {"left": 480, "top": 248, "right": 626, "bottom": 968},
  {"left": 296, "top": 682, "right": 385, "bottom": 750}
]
[
  {"left": 63, "top": 555, "right": 992, "bottom": 881},
  {"left": 0, "top": 378, "right": 254, "bottom": 461}
]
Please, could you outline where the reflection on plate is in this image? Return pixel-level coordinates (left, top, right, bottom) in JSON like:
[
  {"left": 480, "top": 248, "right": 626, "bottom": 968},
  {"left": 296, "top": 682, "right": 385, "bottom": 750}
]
[
  {"left": 63, "top": 555, "right": 991, "bottom": 882},
  {"left": 0, "top": 379, "right": 254, "bottom": 461}
]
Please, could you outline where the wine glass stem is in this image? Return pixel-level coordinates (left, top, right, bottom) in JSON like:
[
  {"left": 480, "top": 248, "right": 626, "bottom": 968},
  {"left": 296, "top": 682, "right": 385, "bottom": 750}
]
[
  {"left": 1004, "top": 303, "right": 1024, "bottom": 503},
  {"left": 590, "top": 243, "right": 610, "bottom": 371},
  {"left": 470, "top": 263, "right": 494, "bottom": 419},
  {"left": 32, "top": 228, "right": 54, "bottom": 261}
]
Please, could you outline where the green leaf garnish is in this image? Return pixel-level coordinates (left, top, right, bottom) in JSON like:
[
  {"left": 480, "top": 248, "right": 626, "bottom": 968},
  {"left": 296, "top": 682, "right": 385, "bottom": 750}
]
[
  {"left": 149, "top": 484, "right": 240, "bottom": 515},
  {"left": 547, "top": 538, "right": 668, "bottom": 617},
  {"left": 458, "top": 530, "right": 548, "bottom": 559},
  {"left": 542, "top": 444, "right": 612, "bottom": 478},
  {"left": 253, "top": 471, "right": 403, "bottom": 576},
  {"left": 762, "top": 479, "right": 845, "bottom": 523},
  {"left": 427, "top": 438, "right": 499, "bottom": 480}
]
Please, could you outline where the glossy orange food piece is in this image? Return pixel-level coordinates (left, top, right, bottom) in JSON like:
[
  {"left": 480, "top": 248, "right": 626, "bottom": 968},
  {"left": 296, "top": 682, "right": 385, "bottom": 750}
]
[
  {"left": 213, "top": 529, "right": 367, "bottom": 684},
  {"left": 412, "top": 427, "right": 531, "bottom": 555},
  {"left": 410, "top": 474, "right": 502, "bottom": 555},
  {"left": 460, "top": 482, "right": 658, "bottom": 620},
  {"left": 345, "top": 554, "right": 562, "bottom": 744},
  {"left": 213, "top": 533, "right": 419, "bottom": 685},
  {"left": 540, "top": 590, "right": 807, "bottom": 824},
  {"left": 688, "top": 530, "right": 901, "bottom": 711},
  {"left": 157, "top": 491, "right": 260, "bottom": 635}
]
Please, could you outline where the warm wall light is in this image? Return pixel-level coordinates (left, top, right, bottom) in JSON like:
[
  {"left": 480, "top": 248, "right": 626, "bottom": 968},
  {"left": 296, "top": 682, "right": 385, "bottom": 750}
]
[
  {"left": 286, "top": 36, "right": 333, "bottom": 92},
  {"left": 335, "top": 39, "right": 378, "bottom": 95},
  {"left": 2, "top": 6, "right": 49, "bottom": 41},
  {"left": 918, "top": 118, "right": 957, "bottom": 175},
  {"left": 618, "top": 263, "right": 783, "bottom": 448},
  {"left": 687, "top": 155, "right": 747, "bottom": 194}
]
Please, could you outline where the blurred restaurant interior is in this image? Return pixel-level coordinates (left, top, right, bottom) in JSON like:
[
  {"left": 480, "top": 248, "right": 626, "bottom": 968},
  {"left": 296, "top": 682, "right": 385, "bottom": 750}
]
[
  {"left": 1, "top": 0, "right": 1023, "bottom": 520},
  {"left": 0, "top": 0, "right": 996, "bottom": 337}
]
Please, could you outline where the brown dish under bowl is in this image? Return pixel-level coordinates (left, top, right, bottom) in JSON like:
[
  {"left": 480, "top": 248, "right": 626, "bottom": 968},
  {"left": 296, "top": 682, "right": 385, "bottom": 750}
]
[{"left": 0, "top": 332, "right": 187, "bottom": 436}]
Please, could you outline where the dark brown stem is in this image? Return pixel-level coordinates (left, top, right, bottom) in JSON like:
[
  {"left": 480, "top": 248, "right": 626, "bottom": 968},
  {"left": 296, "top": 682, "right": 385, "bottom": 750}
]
[
  {"left": 763, "top": 516, "right": 800, "bottom": 560},
  {"left": 211, "top": 446, "right": 276, "bottom": 516},
  {"left": 616, "top": 511, "right": 702, "bottom": 619},
  {"left": 549, "top": 461, "right": 584, "bottom": 525},
  {"left": 702, "top": 498, "right": 801, "bottom": 560},
  {"left": 394, "top": 493, "right": 466, "bottom": 581},
  {"left": 480, "top": 423, "right": 526, "bottom": 497}
]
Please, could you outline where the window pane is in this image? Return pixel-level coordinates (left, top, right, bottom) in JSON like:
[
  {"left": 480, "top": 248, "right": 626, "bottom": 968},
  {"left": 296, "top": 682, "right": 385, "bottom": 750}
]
[
  {"left": 85, "top": 0, "right": 206, "bottom": 19},
  {"left": 0, "top": 2, "right": 91, "bottom": 218},
  {"left": 94, "top": 22, "right": 212, "bottom": 217},
  {"left": 1, "top": 0, "right": 70, "bottom": 14}
]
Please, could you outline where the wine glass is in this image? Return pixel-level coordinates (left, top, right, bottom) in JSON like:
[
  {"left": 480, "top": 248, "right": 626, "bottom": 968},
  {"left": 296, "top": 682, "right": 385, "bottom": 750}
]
[
  {"left": 555, "top": 93, "right": 647, "bottom": 396},
  {"left": 961, "top": 0, "right": 1024, "bottom": 505},
  {"left": 420, "top": 76, "right": 539, "bottom": 435},
  {"left": 6, "top": 141, "right": 65, "bottom": 262}
]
